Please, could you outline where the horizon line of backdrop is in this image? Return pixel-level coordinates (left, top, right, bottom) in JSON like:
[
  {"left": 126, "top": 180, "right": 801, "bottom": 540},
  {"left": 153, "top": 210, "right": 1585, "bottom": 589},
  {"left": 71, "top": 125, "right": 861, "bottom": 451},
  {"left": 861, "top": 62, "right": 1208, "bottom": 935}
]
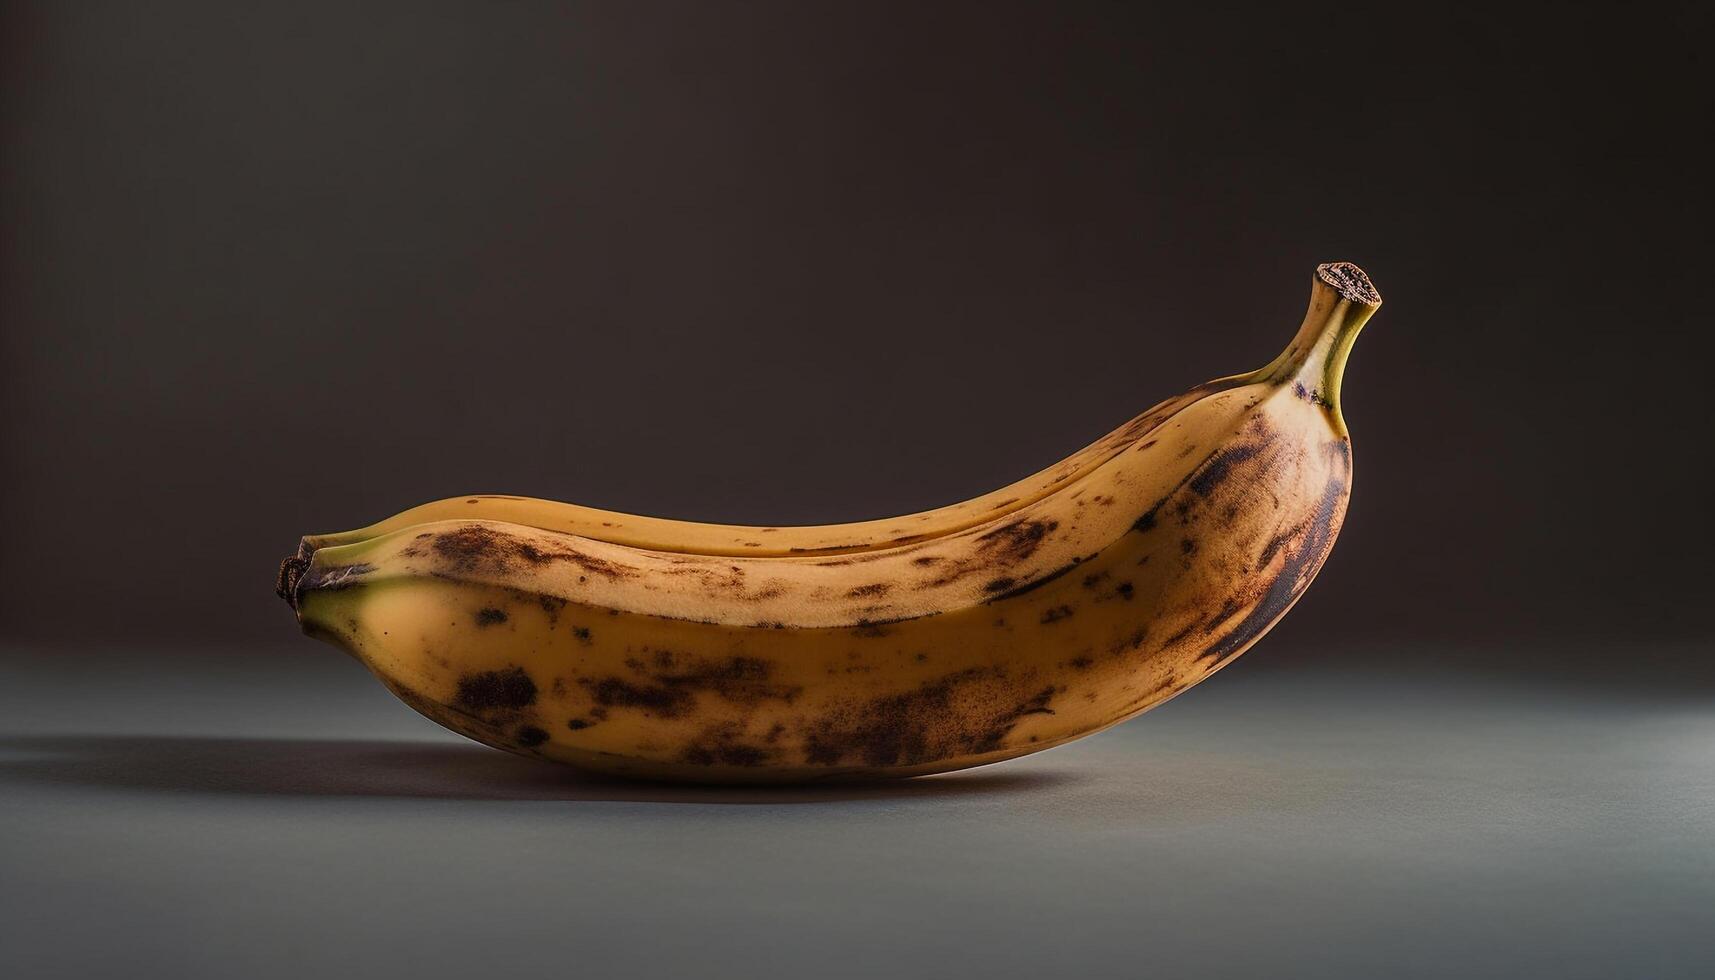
[{"left": 2, "top": 1, "right": 1709, "bottom": 653}]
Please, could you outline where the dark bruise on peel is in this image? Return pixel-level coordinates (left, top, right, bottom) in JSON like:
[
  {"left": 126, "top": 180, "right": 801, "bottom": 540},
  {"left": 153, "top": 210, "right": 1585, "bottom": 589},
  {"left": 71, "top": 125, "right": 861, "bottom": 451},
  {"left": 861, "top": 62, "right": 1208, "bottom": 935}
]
[
  {"left": 985, "top": 562, "right": 1080, "bottom": 603},
  {"left": 1161, "top": 621, "right": 1200, "bottom": 650},
  {"left": 453, "top": 667, "right": 538, "bottom": 712},
  {"left": 1207, "top": 596, "right": 1247, "bottom": 630},
  {"left": 679, "top": 722, "right": 779, "bottom": 767},
  {"left": 803, "top": 668, "right": 1057, "bottom": 768},
  {"left": 1188, "top": 444, "right": 1262, "bottom": 496},
  {"left": 682, "top": 742, "right": 772, "bottom": 767},
  {"left": 787, "top": 542, "right": 865, "bottom": 555},
  {"left": 383, "top": 677, "right": 506, "bottom": 743},
  {"left": 532, "top": 594, "right": 566, "bottom": 624},
  {"left": 1196, "top": 451, "right": 1350, "bottom": 665},
  {"left": 1258, "top": 524, "right": 1302, "bottom": 565},
  {"left": 1131, "top": 431, "right": 1270, "bottom": 537},
  {"left": 916, "top": 516, "right": 1065, "bottom": 592},
  {"left": 582, "top": 655, "right": 801, "bottom": 719},
  {"left": 1112, "top": 627, "right": 1148, "bottom": 655},
  {"left": 584, "top": 677, "right": 694, "bottom": 717},
  {"left": 1139, "top": 675, "right": 1179, "bottom": 702},
  {"left": 429, "top": 524, "right": 636, "bottom": 581},
  {"left": 1291, "top": 381, "right": 1329, "bottom": 407},
  {"left": 384, "top": 672, "right": 550, "bottom": 760},
  {"left": 975, "top": 518, "right": 1057, "bottom": 563}
]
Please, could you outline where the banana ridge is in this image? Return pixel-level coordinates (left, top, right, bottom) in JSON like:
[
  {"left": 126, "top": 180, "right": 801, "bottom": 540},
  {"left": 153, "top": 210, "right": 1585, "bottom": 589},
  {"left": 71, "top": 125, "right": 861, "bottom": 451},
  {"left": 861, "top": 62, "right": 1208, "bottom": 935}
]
[
  {"left": 296, "top": 384, "right": 1282, "bottom": 630},
  {"left": 293, "top": 375, "right": 1253, "bottom": 563}
]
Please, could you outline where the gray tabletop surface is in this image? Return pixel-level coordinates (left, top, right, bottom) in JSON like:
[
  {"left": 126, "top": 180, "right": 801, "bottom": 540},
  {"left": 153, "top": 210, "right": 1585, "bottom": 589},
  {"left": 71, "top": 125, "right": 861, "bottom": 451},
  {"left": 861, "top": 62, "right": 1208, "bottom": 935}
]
[{"left": 3, "top": 641, "right": 1711, "bottom": 979}]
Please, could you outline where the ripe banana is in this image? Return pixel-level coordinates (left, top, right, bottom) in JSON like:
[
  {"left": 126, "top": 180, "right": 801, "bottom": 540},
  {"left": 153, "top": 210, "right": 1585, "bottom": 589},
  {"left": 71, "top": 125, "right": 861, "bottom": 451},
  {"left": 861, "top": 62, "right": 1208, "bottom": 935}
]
[{"left": 281, "top": 262, "right": 1381, "bottom": 783}]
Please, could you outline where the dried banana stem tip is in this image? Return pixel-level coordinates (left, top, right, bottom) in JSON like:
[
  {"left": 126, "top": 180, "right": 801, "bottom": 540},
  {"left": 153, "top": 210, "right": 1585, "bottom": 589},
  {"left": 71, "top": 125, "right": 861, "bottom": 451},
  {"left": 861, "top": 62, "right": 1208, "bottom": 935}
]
[
  {"left": 276, "top": 554, "right": 309, "bottom": 609},
  {"left": 1316, "top": 262, "right": 1382, "bottom": 306}
]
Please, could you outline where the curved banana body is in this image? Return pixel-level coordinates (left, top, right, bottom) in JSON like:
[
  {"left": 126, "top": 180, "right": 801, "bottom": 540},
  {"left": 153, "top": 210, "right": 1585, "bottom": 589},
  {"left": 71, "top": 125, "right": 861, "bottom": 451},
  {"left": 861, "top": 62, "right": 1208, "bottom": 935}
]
[{"left": 285, "top": 264, "right": 1381, "bottom": 782}]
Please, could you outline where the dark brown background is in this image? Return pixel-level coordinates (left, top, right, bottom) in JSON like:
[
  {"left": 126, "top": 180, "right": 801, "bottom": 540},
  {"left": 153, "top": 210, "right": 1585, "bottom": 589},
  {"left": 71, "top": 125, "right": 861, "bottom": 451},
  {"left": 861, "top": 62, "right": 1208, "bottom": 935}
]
[{"left": 2, "top": 1, "right": 1708, "bottom": 656}]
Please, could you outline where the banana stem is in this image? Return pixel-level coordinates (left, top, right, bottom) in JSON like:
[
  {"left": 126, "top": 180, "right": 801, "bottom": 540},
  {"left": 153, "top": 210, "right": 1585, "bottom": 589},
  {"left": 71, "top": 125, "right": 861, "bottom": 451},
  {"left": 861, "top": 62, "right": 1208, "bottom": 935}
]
[
  {"left": 1259, "top": 262, "right": 1382, "bottom": 436},
  {"left": 277, "top": 539, "right": 316, "bottom": 610}
]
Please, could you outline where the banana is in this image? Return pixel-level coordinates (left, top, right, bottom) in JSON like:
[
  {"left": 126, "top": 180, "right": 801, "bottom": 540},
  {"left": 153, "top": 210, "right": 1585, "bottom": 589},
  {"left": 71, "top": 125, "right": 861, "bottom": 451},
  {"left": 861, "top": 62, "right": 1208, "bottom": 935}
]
[
  {"left": 282, "top": 262, "right": 1381, "bottom": 782},
  {"left": 290, "top": 379, "right": 1246, "bottom": 562}
]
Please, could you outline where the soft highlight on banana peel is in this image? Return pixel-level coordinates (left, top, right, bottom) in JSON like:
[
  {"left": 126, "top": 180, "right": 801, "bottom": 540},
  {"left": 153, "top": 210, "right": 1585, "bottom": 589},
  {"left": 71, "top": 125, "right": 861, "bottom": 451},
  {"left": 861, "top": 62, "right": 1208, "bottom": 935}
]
[{"left": 278, "top": 262, "right": 1382, "bottom": 783}]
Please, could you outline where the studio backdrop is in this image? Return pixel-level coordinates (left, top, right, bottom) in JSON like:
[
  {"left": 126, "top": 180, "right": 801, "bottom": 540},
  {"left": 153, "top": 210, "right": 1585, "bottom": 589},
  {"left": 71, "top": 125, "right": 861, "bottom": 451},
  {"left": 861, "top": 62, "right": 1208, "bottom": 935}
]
[{"left": 2, "top": 2, "right": 1707, "bottom": 676}]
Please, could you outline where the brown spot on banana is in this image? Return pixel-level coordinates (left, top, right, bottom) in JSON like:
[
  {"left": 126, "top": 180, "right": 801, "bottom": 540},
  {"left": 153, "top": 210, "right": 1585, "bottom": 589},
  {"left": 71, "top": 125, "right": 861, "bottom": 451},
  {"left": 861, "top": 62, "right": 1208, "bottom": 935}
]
[
  {"left": 1195, "top": 462, "right": 1349, "bottom": 667},
  {"left": 582, "top": 677, "right": 695, "bottom": 718},
  {"left": 679, "top": 721, "right": 778, "bottom": 767},
  {"left": 430, "top": 524, "right": 639, "bottom": 581},
  {"left": 579, "top": 654, "right": 802, "bottom": 722},
  {"left": 453, "top": 667, "right": 536, "bottom": 712},
  {"left": 801, "top": 668, "right": 1057, "bottom": 768}
]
